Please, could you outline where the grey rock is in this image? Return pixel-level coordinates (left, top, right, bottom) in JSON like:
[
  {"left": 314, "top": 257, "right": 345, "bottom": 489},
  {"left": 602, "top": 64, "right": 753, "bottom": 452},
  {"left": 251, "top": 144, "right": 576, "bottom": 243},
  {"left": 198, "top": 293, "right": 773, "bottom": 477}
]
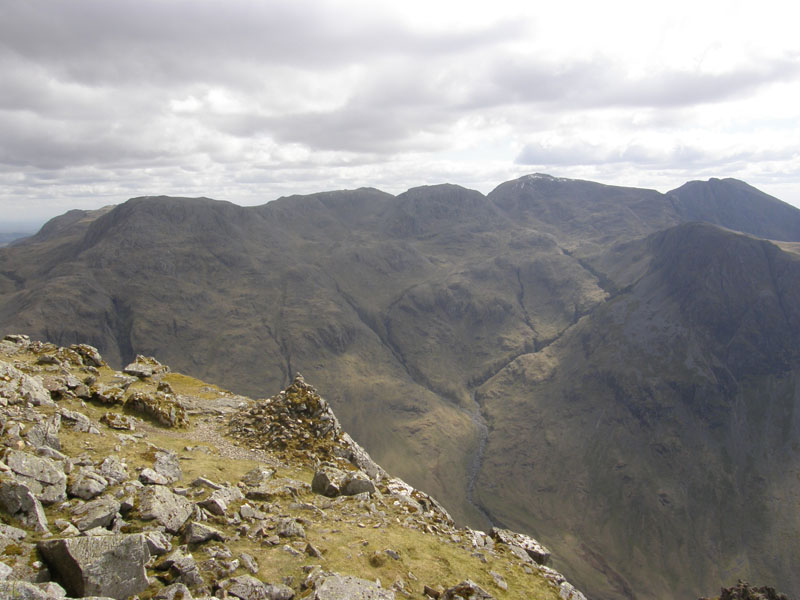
[
  {"left": 71, "top": 495, "right": 121, "bottom": 531},
  {"left": 156, "top": 545, "right": 204, "bottom": 589},
  {"left": 144, "top": 529, "right": 173, "bottom": 556},
  {"left": 240, "top": 467, "right": 275, "bottom": 487},
  {"left": 154, "top": 583, "right": 194, "bottom": 599},
  {"left": 70, "top": 344, "right": 104, "bottom": 367},
  {"left": 198, "top": 485, "right": 244, "bottom": 515},
  {"left": 312, "top": 574, "right": 394, "bottom": 599},
  {"left": 138, "top": 484, "right": 193, "bottom": 533},
  {"left": 239, "top": 503, "right": 267, "bottom": 520},
  {"left": 98, "top": 456, "right": 129, "bottom": 484},
  {"left": 26, "top": 414, "right": 61, "bottom": 451},
  {"left": 5, "top": 449, "right": 67, "bottom": 505},
  {"left": 244, "top": 478, "right": 309, "bottom": 501},
  {"left": 0, "top": 581, "right": 52, "bottom": 599},
  {"left": 153, "top": 450, "right": 182, "bottom": 484},
  {"left": 0, "top": 562, "right": 12, "bottom": 580},
  {"left": 58, "top": 408, "right": 94, "bottom": 433},
  {"left": 490, "top": 527, "right": 551, "bottom": 565},
  {"left": 341, "top": 474, "right": 375, "bottom": 496},
  {"left": 311, "top": 467, "right": 345, "bottom": 497},
  {"left": 36, "top": 581, "right": 67, "bottom": 598},
  {"left": 38, "top": 533, "right": 149, "bottom": 600},
  {"left": 182, "top": 521, "right": 226, "bottom": 544},
  {"left": 222, "top": 574, "right": 295, "bottom": 600},
  {"left": 140, "top": 467, "right": 169, "bottom": 486},
  {"left": 240, "top": 552, "right": 259, "bottom": 574},
  {"left": 100, "top": 413, "right": 137, "bottom": 431},
  {"left": 191, "top": 476, "right": 223, "bottom": 490},
  {"left": 276, "top": 518, "right": 305, "bottom": 538},
  {"left": 441, "top": 580, "right": 494, "bottom": 600},
  {"left": 0, "top": 479, "right": 49, "bottom": 531},
  {"left": 68, "top": 467, "right": 109, "bottom": 500}
]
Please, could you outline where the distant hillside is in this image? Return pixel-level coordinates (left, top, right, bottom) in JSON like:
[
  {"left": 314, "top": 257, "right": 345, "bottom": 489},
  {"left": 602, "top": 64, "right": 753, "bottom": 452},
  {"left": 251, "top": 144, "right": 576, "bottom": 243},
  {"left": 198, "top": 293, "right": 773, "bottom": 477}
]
[{"left": 1, "top": 175, "right": 799, "bottom": 600}]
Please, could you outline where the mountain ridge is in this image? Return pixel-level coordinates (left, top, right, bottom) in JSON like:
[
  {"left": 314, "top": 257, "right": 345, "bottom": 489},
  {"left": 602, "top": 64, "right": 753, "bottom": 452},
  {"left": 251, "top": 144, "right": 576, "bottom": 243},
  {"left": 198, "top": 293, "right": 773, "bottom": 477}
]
[{"left": 2, "top": 174, "right": 799, "bottom": 600}]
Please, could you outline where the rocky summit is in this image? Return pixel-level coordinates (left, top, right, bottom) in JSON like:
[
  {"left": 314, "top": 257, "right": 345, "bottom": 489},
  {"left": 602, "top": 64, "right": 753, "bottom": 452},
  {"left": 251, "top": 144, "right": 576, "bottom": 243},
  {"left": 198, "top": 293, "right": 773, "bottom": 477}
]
[{"left": 0, "top": 334, "right": 585, "bottom": 600}]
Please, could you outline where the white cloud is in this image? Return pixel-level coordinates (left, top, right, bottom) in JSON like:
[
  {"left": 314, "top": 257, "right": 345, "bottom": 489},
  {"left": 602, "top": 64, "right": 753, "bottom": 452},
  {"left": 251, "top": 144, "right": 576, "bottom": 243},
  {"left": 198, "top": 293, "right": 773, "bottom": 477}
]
[{"left": 1, "top": 0, "right": 799, "bottom": 227}]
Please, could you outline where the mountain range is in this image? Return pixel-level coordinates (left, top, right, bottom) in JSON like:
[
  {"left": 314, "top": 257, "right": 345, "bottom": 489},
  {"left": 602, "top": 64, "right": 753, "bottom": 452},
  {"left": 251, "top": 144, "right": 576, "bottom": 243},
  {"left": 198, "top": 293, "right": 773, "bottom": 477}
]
[{"left": 1, "top": 174, "right": 799, "bottom": 599}]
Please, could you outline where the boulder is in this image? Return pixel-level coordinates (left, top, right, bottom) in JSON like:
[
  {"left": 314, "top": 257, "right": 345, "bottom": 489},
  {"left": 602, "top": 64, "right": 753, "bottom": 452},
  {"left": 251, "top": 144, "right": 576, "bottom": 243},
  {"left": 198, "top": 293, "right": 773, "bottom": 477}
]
[
  {"left": 100, "top": 412, "right": 136, "bottom": 431},
  {"left": 182, "top": 521, "right": 226, "bottom": 545},
  {"left": 490, "top": 527, "right": 551, "bottom": 565},
  {"left": 153, "top": 449, "right": 182, "bottom": 483},
  {"left": 98, "top": 456, "right": 129, "bottom": 484},
  {"left": 341, "top": 474, "right": 375, "bottom": 496},
  {"left": 221, "top": 574, "right": 295, "bottom": 600},
  {"left": 311, "top": 467, "right": 345, "bottom": 497},
  {"left": 26, "top": 414, "right": 61, "bottom": 451},
  {"left": 140, "top": 467, "right": 170, "bottom": 485},
  {"left": 441, "top": 580, "right": 494, "bottom": 600},
  {"left": 0, "top": 479, "right": 49, "bottom": 532},
  {"left": 68, "top": 467, "right": 109, "bottom": 500},
  {"left": 5, "top": 449, "right": 67, "bottom": 504},
  {"left": 0, "top": 581, "right": 55, "bottom": 599},
  {"left": 198, "top": 485, "right": 244, "bottom": 515},
  {"left": 138, "top": 484, "right": 193, "bottom": 533},
  {"left": 311, "top": 574, "right": 394, "bottom": 599},
  {"left": 38, "top": 533, "right": 149, "bottom": 599},
  {"left": 276, "top": 517, "right": 305, "bottom": 538},
  {"left": 70, "top": 495, "right": 121, "bottom": 531}
]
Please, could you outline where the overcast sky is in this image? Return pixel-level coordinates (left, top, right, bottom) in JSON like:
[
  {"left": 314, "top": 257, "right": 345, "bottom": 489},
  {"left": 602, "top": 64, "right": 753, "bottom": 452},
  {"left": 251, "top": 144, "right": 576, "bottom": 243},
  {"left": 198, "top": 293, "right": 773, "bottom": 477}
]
[{"left": 1, "top": 0, "right": 800, "bottom": 228}]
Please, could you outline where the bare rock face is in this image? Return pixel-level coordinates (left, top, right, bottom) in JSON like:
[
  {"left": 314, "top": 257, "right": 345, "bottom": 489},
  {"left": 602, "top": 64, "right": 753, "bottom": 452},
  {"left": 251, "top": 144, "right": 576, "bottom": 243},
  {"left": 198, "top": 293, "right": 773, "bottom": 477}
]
[{"left": 38, "top": 533, "right": 149, "bottom": 599}]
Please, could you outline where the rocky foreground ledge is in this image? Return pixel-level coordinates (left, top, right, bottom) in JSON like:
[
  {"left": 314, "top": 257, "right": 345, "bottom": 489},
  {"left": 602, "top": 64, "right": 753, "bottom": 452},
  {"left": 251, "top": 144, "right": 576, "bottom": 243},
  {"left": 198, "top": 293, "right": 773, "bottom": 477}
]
[{"left": 0, "top": 334, "right": 585, "bottom": 600}]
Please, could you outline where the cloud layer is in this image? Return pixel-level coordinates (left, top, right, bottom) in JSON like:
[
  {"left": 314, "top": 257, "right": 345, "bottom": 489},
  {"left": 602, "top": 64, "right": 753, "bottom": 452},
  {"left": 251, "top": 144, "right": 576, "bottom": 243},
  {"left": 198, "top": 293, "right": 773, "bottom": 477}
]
[{"left": 2, "top": 0, "right": 800, "bottom": 223}]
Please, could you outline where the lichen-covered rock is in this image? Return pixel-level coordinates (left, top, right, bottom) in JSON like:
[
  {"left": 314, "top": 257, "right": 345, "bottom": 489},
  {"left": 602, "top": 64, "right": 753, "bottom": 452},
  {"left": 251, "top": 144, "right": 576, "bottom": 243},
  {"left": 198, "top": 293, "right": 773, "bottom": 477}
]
[
  {"left": 68, "top": 467, "right": 109, "bottom": 500},
  {"left": 98, "top": 456, "right": 129, "bottom": 484},
  {"left": 311, "top": 573, "right": 395, "bottom": 599},
  {"left": 138, "top": 484, "right": 193, "bottom": 533},
  {"left": 38, "top": 533, "right": 149, "bottom": 599},
  {"left": 198, "top": 485, "right": 243, "bottom": 515},
  {"left": 182, "top": 521, "right": 226, "bottom": 545},
  {"left": 0, "top": 363, "right": 53, "bottom": 406},
  {"left": 153, "top": 449, "right": 182, "bottom": 483},
  {"left": 69, "top": 344, "right": 104, "bottom": 367},
  {"left": 0, "top": 478, "right": 49, "bottom": 531},
  {"left": 124, "top": 355, "right": 169, "bottom": 378},
  {"left": 26, "top": 414, "right": 61, "bottom": 451},
  {"left": 70, "top": 495, "right": 121, "bottom": 531},
  {"left": 100, "top": 412, "right": 136, "bottom": 430},
  {"left": 0, "top": 580, "right": 55, "bottom": 599},
  {"left": 441, "top": 580, "right": 494, "bottom": 600},
  {"left": 125, "top": 391, "right": 187, "bottom": 428},
  {"left": 220, "top": 574, "right": 295, "bottom": 600},
  {"left": 311, "top": 466, "right": 346, "bottom": 497},
  {"left": 4, "top": 449, "right": 67, "bottom": 505},
  {"left": 490, "top": 527, "right": 551, "bottom": 565}
]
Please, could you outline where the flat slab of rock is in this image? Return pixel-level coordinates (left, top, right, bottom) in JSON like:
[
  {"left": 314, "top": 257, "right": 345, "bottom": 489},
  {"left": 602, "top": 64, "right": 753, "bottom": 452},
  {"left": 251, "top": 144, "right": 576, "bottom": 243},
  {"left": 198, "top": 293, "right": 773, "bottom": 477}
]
[
  {"left": 38, "top": 533, "right": 149, "bottom": 599},
  {"left": 138, "top": 484, "right": 193, "bottom": 533},
  {"left": 312, "top": 574, "right": 395, "bottom": 599},
  {"left": 490, "top": 526, "right": 551, "bottom": 565}
]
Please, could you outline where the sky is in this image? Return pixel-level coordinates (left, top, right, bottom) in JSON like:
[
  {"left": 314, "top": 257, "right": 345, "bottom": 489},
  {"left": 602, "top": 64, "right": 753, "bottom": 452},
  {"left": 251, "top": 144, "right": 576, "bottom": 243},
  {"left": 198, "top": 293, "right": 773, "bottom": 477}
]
[{"left": 1, "top": 0, "right": 800, "bottom": 229}]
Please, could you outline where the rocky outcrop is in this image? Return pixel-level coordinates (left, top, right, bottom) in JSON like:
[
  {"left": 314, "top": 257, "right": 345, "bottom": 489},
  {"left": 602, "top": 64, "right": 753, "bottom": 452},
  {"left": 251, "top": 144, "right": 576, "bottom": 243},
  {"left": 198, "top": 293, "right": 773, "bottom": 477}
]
[{"left": 0, "top": 336, "right": 587, "bottom": 600}]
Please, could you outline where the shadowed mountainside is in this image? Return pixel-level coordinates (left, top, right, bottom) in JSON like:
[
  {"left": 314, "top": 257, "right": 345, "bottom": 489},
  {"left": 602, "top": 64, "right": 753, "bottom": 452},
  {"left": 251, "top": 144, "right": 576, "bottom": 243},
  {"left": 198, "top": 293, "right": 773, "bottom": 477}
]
[{"left": 1, "top": 175, "right": 800, "bottom": 599}]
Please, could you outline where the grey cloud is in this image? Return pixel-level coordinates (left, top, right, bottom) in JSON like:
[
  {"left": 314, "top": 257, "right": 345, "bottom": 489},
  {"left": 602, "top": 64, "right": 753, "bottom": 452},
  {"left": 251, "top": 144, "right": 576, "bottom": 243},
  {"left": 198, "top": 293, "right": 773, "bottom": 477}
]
[{"left": 485, "top": 54, "right": 800, "bottom": 109}]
